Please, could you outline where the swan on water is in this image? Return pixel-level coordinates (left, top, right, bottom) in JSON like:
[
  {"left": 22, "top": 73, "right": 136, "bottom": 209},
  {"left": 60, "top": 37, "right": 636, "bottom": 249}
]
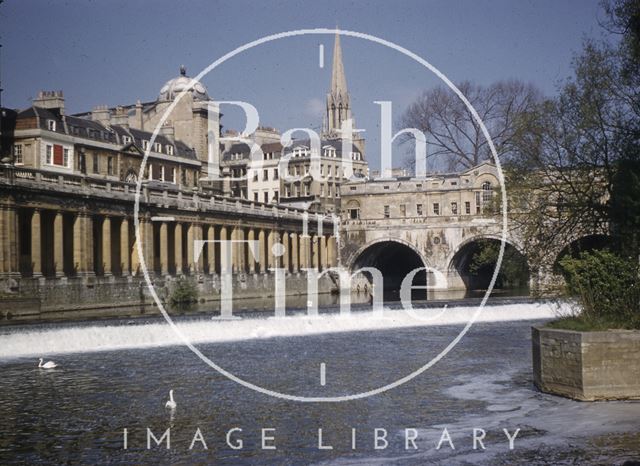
[
  {"left": 38, "top": 358, "right": 57, "bottom": 369},
  {"left": 165, "top": 389, "right": 177, "bottom": 409}
]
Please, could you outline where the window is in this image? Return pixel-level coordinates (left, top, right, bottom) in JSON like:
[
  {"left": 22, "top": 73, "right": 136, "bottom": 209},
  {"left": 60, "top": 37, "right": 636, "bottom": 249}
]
[
  {"left": 465, "top": 201, "right": 471, "bottom": 215},
  {"left": 482, "top": 181, "right": 492, "bottom": 203},
  {"left": 320, "top": 184, "right": 325, "bottom": 196},
  {"left": 433, "top": 203, "right": 440, "bottom": 215},
  {"left": 273, "top": 169, "right": 278, "bottom": 180},
  {"left": 253, "top": 171, "right": 258, "bottom": 181},
  {"left": 451, "top": 202, "right": 458, "bottom": 215},
  {"left": 400, "top": 204, "right": 406, "bottom": 217},
  {"left": 475, "top": 192, "right": 481, "bottom": 214},
  {"left": 47, "top": 120, "right": 56, "bottom": 131},
  {"left": 263, "top": 169, "right": 268, "bottom": 181},
  {"left": 107, "top": 156, "right": 114, "bottom": 175},
  {"left": 93, "top": 154, "right": 99, "bottom": 174},
  {"left": 122, "top": 135, "right": 132, "bottom": 144},
  {"left": 417, "top": 204, "right": 423, "bottom": 216},
  {"left": 254, "top": 192, "right": 259, "bottom": 202},
  {"left": 349, "top": 208, "right": 360, "bottom": 219},
  {"left": 154, "top": 142, "right": 162, "bottom": 153},
  {"left": 166, "top": 145, "right": 174, "bottom": 156},
  {"left": 142, "top": 140, "right": 149, "bottom": 150},
  {"left": 45, "top": 145, "right": 52, "bottom": 165},
  {"left": 350, "top": 186, "right": 356, "bottom": 191},
  {"left": 171, "top": 167, "right": 176, "bottom": 183},
  {"left": 384, "top": 205, "right": 390, "bottom": 218},
  {"left": 274, "top": 191, "right": 279, "bottom": 202},
  {"left": 47, "top": 144, "right": 64, "bottom": 166},
  {"left": 13, "top": 144, "right": 23, "bottom": 164},
  {"left": 263, "top": 192, "right": 269, "bottom": 203},
  {"left": 63, "top": 148, "right": 70, "bottom": 167}
]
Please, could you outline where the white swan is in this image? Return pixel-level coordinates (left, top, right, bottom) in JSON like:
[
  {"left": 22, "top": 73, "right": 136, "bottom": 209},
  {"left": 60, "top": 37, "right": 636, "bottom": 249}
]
[
  {"left": 165, "top": 389, "right": 177, "bottom": 409},
  {"left": 38, "top": 358, "right": 57, "bottom": 369}
]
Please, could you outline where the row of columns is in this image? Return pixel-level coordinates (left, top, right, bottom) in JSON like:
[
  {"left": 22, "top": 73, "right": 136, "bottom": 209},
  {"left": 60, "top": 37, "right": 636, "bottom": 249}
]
[
  {"left": 150, "top": 220, "right": 338, "bottom": 277},
  {"left": 6, "top": 207, "right": 338, "bottom": 279}
]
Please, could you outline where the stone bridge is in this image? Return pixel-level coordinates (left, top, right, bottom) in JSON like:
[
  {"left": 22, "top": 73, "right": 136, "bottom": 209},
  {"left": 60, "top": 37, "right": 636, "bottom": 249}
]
[{"left": 338, "top": 163, "right": 607, "bottom": 296}]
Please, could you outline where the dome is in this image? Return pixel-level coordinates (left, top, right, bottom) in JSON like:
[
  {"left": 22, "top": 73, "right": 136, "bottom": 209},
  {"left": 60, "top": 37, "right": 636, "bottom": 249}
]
[{"left": 158, "top": 65, "right": 209, "bottom": 102}]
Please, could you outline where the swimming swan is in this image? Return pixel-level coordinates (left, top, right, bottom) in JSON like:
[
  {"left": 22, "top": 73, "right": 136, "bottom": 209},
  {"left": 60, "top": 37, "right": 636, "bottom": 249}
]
[
  {"left": 165, "top": 389, "right": 177, "bottom": 409},
  {"left": 38, "top": 358, "right": 57, "bottom": 369}
]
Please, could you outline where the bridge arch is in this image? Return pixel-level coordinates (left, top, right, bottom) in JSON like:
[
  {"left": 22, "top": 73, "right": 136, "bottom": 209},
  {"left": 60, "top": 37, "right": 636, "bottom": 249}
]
[
  {"left": 447, "top": 235, "right": 530, "bottom": 295},
  {"left": 553, "top": 234, "right": 613, "bottom": 273},
  {"left": 349, "top": 238, "right": 428, "bottom": 299}
]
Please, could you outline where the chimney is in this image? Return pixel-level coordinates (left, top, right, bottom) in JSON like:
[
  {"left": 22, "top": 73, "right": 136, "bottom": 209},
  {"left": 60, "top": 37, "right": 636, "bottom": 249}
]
[
  {"left": 91, "top": 105, "right": 111, "bottom": 126},
  {"left": 135, "top": 100, "right": 143, "bottom": 130},
  {"left": 33, "top": 90, "right": 65, "bottom": 115},
  {"left": 113, "top": 106, "right": 129, "bottom": 129},
  {"left": 160, "top": 122, "right": 175, "bottom": 141}
]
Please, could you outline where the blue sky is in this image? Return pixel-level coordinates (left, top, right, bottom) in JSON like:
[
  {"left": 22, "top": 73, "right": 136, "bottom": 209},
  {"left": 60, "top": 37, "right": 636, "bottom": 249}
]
[{"left": 2, "top": 0, "right": 606, "bottom": 169}]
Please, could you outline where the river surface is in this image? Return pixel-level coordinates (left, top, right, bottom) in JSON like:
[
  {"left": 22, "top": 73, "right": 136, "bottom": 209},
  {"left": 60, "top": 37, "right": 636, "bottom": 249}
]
[{"left": 0, "top": 302, "right": 638, "bottom": 465}]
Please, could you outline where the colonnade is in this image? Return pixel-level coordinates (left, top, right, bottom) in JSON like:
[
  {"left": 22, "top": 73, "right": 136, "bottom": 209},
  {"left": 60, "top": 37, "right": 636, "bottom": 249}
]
[{"left": 6, "top": 207, "right": 338, "bottom": 279}]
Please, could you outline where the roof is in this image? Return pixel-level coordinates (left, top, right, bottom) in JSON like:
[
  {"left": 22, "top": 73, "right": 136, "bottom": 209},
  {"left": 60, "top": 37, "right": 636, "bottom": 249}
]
[{"left": 16, "top": 106, "right": 197, "bottom": 161}]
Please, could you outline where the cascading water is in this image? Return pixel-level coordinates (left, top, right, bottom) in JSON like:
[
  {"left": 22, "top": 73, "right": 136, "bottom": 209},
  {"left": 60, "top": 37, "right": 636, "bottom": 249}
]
[{"left": 0, "top": 302, "right": 560, "bottom": 359}]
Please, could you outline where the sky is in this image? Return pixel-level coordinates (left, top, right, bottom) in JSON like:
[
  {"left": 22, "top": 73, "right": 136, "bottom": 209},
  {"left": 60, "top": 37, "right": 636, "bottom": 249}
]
[{"left": 1, "top": 0, "right": 608, "bottom": 170}]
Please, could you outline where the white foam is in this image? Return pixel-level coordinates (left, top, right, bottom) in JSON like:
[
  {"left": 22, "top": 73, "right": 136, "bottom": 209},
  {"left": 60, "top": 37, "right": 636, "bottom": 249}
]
[{"left": 0, "top": 302, "right": 560, "bottom": 359}]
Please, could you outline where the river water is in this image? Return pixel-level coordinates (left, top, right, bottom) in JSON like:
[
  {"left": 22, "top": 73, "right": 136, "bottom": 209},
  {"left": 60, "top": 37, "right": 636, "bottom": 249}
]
[{"left": 0, "top": 302, "right": 638, "bottom": 465}]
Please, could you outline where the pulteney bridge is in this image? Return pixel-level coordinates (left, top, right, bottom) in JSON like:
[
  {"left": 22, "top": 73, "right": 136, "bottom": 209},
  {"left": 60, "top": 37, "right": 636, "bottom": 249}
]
[{"left": 339, "top": 162, "right": 607, "bottom": 297}]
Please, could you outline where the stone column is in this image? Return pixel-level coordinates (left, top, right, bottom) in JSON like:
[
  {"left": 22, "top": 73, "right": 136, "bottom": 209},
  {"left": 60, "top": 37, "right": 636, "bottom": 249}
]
[
  {"left": 73, "top": 213, "right": 94, "bottom": 277},
  {"left": 159, "top": 221, "right": 169, "bottom": 276},
  {"left": 174, "top": 223, "right": 183, "bottom": 275},
  {"left": 320, "top": 235, "right": 327, "bottom": 271},
  {"left": 238, "top": 227, "right": 247, "bottom": 273},
  {"left": 186, "top": 223, "right": 195, "bottom": 274},
  {"left": 141, "top": 217, "right": 154, "bottom": 274},
  {"left": 102, "top": 217, "right": 112, "bottom": 276},
  {"left": 267, "top": 230, "right": 275, "bottom": 270},
  {"left": 8, "top": 207, "right": 19, "bottom": 276},
  {"left": 219, "top": 225, "right": 229, "bottom": 274},
  {"left": 282, "top": 232, "right": 290, "bottom": 272},
  {"left": 300, "top": 235, "right": 310, "bottom": 269},
  {"left": 291, "top": 232, "right": 299, "bottom": 272},
  {"left": 53, "top": 212, "right": 64, "bottom": 277},
  {"left": 232, "top": 226, "right": 245, "bottom": 273},
  {"left": 207, "top": 225, "right": 216, "bottom": 274},
  {"left": 120, "top": 218, "right": 130, "bottom": 276},
  {"left": 195, "top": 224, "right": 204, "bottom": 273},
  {"left": 258, "top": 229, "right": 267, "bottom": 273},
  {"left": 328, "top": 235, "right": 337, "bottom": 267},
  {"left": 0, "top": 207, "right": 5, "bottom": 275},
  {"left": 31, "top": 209, "right": 42, "bottom": 277},
  {"left": 247, "top": 229, "right": 256, "bottom": 274},
  {"left": 311, "top": 234, "right": 319, "bottom": 270},
  {"left": 0, "top": 207, "right": 19, "bottom": 276}
]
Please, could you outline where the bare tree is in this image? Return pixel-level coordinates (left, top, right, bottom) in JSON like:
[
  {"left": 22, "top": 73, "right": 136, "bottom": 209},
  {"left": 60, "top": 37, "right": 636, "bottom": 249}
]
[{"left": 400, "top": 79, "right": 542, "bottom": 171}]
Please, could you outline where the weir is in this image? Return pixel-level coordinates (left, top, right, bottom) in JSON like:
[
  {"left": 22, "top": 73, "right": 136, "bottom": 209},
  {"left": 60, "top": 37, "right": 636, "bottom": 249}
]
[{"left": 0, "top": 302, "right": 558, "bottom": 359}]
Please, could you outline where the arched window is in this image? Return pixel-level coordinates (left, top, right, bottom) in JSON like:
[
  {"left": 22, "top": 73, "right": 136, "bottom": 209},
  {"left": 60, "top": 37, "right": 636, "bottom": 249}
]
[{"left": 482, "top": 181, "right": 492, "bottom": 203}]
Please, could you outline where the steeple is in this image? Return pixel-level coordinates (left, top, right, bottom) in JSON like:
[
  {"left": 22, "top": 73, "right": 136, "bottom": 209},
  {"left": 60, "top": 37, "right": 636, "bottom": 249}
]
[
  {"left": 324, "top": 31, "right": 352, "bottom": 138},
  {"left": 330, "top": 32, "right": 348, "bottom": 98}
]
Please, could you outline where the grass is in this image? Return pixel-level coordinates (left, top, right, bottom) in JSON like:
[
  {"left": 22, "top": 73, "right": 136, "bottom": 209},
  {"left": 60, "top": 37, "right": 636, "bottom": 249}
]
[{"left": 546, "top": 315, "right": 639, "bottom": 331}]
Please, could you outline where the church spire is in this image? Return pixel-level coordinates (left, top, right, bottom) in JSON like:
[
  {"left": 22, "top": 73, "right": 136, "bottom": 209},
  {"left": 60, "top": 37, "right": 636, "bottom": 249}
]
[
  {"left": 330, "top": 31, "right": 348, "bottom": 97},
  {"left": 325, "top": 30, "right": 352, "bottom": 138}
]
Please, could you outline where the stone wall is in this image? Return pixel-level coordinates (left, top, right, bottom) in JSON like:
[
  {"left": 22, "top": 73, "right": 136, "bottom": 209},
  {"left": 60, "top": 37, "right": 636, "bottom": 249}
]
[
  {"left": 532, "top": 325, "right": 640, "bottom": 401},
  {"left": 0, "top": 273, "right": 335, "bottom": 324}
]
